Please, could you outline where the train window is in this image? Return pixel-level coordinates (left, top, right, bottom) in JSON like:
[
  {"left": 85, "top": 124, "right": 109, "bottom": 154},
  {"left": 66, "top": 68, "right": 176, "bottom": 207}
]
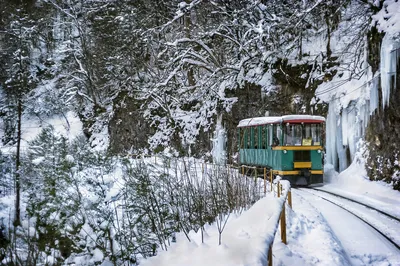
[
  {"left": 276, "top": 125, "right": 282, "bottom": 146},
  {"left": 269, "top": 125, "right": 273, "bottom": 146},
  {"left": 245, "top": 128, "right": 250, "bottom": 148},
  {"left": 269, "top": 125, "right": 280, "bottom": 146},
  {"left": 303, "top": 124, "right": 312, "bottom": 146},
  {"left": 250, "top": 127, "right": 255, "bottom": 148},
  {"left": 261, "top": 126, "right": 267, "bottom": 149},
  {"left": 301, "top": 124, "right": 322, "bottom": 145},
  {"left": 254, "top": 127, "right": 258, "bottom": 149},
  {"left": 284, "top": 124, "right": 302, "bottom": 146},
  {"left": 311, "top": 124, "right": 321, "bottom": 145}
]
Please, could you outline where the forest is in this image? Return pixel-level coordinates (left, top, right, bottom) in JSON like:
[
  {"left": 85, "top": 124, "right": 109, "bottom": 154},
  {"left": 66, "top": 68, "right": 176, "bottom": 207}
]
[{"left": 1, "top": 0, "right": 399, "bottom": 265}]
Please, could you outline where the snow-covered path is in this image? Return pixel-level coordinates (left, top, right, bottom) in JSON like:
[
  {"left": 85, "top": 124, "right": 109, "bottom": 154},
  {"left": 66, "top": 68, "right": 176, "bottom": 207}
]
[{"left": 294, "top": 189, "right": 400, "bottom": 266}]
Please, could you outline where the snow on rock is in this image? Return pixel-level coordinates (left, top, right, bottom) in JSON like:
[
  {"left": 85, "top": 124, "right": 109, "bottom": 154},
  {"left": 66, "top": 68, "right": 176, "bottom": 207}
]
[
  {"left": 91, "top": 248, "right": 104, "bottom": 263},
  {"left": 373, "top": 0, "right": 400, "bottom": 36}
]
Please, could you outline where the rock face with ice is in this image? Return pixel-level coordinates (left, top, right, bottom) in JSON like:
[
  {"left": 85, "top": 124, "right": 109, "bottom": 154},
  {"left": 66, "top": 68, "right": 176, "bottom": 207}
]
[{"left": 322, "top": 1, "right": 400, "bottom": 189}]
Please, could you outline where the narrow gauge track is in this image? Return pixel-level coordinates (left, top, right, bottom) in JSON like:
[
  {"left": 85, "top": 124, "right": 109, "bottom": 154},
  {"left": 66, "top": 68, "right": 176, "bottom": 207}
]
[
  {"left": 310, "top": 188, "right": 400, "bottom": 222},
  {"left": 295, "top": 188, "right": 400, "bottom": 251}
]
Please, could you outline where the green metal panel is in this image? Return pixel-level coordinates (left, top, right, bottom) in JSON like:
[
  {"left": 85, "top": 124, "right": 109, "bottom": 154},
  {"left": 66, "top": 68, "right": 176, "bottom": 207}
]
[
  {"left": 311, "top": 150, "right": 323, "bottom": 170},
  {"left": 281, "top": 150, "right": 293, "bottom": 170},
  {"left": 239, "top": 148, "right": 283, "bottom": 170},
  {"left": 240, "top": 148, "right": 323, "bottom": 171}
]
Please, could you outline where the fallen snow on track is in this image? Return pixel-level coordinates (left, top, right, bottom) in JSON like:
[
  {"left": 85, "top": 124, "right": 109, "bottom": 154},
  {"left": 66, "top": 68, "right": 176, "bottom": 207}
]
[
  {"left": 323, "top": 163, "right": 400, "bottom": 220},
  {"left": 302, "top": 188, "right": 400, "bottom": 248},
  {"left": 294, "top": 189, "right": 400, "bottom": 266}
]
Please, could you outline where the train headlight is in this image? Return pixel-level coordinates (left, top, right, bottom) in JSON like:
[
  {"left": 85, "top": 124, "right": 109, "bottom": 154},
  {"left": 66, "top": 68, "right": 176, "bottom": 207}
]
[
  {"left": 317, "top": 149, "right": 321, "bottom": 153},
  {"left": 283, "top": 149, "right": 287, "bottom": 154}
]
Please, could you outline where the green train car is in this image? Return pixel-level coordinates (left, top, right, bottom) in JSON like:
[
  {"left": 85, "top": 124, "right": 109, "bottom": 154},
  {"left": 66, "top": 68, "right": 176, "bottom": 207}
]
[{"left": 237, "top": 115, "right": 325, "bottom": 186}]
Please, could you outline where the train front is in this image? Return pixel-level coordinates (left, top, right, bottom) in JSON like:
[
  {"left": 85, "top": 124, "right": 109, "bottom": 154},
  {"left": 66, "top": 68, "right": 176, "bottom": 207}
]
[{"left": 273, "top": 115, "right": 325, "bottom": 186}]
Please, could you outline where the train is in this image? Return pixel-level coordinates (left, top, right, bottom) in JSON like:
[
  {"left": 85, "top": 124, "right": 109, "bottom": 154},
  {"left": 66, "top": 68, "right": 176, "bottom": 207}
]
[{"left": 237, "top": 115, "right": 325, "bottom": 186}]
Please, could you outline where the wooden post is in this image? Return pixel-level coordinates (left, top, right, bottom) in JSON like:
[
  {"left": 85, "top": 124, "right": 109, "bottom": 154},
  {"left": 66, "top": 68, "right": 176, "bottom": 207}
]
[
  {"left": 277, "top": 181, "right": 280, "bottom": 198},
  {"left": 288, "top": 189, "right": 292, "bottom": 208},
  {"left": 268, "top": 244, "right": 273, "bottom": 266},
  {"left": 270, "top": 171, "right": 273, "bottom": 192},
  {"left": 280, "top": 204, "right": 287, "bottom": 244},
  {"left": 264, "top": 168, "right": 266, "bottom": 194}
]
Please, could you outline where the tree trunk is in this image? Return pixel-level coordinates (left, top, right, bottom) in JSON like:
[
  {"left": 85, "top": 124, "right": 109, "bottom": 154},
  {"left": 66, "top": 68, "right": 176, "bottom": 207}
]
[{"left": 14, "top": 99, "right": 22, "bottom": 227}]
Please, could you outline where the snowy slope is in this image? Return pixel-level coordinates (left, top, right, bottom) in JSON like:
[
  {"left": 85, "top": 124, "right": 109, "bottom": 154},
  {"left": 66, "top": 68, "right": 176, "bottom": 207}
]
[
  {"left": 0, "top": 111, "right": 82, "bottom": 155},
  {"left": 141, "top": 190, "right": 286, "bottom": 266}
]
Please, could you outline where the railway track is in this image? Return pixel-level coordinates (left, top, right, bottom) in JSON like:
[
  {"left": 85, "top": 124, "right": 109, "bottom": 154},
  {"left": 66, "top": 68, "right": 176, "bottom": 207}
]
[
  {"left": 310, "top": 188, "right": 400, "bottom": 222},
  {"left": 295, "top": 188, "right": 400, "bottom": 252}
]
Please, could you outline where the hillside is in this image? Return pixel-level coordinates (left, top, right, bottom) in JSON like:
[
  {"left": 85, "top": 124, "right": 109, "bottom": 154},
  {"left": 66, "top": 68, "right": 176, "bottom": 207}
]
[{"left": 1, "top": 0, "right": 400, "bottom": 265}]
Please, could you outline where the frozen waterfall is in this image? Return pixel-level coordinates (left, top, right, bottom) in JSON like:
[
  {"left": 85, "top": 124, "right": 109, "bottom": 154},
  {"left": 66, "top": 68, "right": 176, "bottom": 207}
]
[
  {"left": 212, "top": 115, "right": 227, "bottom": 165},
  {"left": 325, "top": 34, "right": 400, "bottom": 172}
]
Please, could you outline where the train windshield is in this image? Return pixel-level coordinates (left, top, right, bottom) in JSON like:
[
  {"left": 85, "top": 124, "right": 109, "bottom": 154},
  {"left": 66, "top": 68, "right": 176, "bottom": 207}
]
[{"left": 284, "top": 123, "right": 322, "bottom": 146}]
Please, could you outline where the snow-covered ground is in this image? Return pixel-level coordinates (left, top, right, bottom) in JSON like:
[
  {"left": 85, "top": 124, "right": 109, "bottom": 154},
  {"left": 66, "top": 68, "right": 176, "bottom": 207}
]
[
  {"left": 322, "top": 162, "right": 400, "bottom": 220},
  {"left": 2, "top": 112, "right": 400, "bottom": 265},
  {"left": 141, "top": 184, "right": 288, "bottom": 266},
  {"left": 140, "top": 159, "right": 400, "bottom": 266}
]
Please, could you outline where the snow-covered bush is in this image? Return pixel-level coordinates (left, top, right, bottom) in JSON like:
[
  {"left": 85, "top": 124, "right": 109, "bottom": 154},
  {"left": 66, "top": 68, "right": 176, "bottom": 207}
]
[{"left": 2, "top": 130, "right": 262, "bottom": 266}]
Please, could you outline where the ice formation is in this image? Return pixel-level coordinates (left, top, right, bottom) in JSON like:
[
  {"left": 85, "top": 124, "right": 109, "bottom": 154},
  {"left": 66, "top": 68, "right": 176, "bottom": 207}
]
[
  {"left": 325, "top": 33, "right": 400, "bottom": 172},
  {"left": 212, "top": 115, "right": 227, "bottom": 165},
  {"left": 380, "top": 34, "right": 400, "bottom": 108},
  {"left": 325, "top": 101, "right": 370, "bottom": 172}
]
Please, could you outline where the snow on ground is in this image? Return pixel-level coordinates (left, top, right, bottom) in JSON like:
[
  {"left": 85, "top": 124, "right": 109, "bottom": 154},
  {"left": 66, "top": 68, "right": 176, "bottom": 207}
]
[
  {"left": 2, "top": 112, "right": 400, "bottom": 265},
  {"left": 140, "top": 157, "right": 400, "bottom": 266},
  {"left": 1, "top": 153, "right": 400, "bottom": 265},
  {"left": 323, "top": 161, "right": 400, "bottom": 220},
  {"left": 273, "top": 194, "right": 350, "bottom": 266},
  {"left": 295, "top": 189, "right": 400, "bottom": 266},
  {"left": 141, "top": 183, "right": 287, "bottom": 266}
]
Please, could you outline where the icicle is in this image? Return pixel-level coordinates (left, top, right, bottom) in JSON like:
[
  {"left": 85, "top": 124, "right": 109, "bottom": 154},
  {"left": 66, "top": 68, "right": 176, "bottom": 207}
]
[
  {"left": 341, "top": 109, "right": 348, "bottom": 146},
  {"left": 380, "top": 35, "right": 400, "bottom": 108},
  {"left": 336, "top": 116, "right": 348, "bottom": 172},
  {"left": 369, "top": 76, "right": 379, "bottom": 114},
  {"left": 326, "top": 103, "right": 338, "bottom": 169},
  {"left": 347, "top": 107, "right": 357, "bottom": 161}
]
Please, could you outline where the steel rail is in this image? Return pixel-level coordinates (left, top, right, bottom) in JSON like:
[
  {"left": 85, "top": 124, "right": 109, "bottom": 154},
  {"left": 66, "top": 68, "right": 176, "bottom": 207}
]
[
  {"left": 310, "top": 188, "right": 400, "bottom": 223},
  {"left": 296, "top": 188, "right": 400, "bottom": 251}
]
